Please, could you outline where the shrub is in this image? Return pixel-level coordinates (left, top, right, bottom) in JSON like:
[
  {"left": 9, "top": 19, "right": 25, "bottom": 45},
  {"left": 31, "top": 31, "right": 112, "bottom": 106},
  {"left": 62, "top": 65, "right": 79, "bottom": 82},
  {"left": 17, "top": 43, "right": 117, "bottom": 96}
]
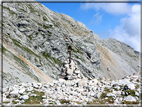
[{"left": 100, "top": 92, "right": 106, "bottom": 99}]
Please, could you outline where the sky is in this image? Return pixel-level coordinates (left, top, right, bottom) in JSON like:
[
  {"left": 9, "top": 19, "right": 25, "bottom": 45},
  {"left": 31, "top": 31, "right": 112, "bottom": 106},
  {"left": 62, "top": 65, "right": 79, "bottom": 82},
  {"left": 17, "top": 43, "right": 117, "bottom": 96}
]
[{"left": 36, "top": 0, "right": 141, "bottom": 51}]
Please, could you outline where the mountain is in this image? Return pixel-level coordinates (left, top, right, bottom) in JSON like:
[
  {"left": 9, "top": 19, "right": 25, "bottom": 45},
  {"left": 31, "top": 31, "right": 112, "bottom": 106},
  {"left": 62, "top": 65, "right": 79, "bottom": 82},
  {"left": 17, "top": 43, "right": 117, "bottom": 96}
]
[{"left": 1, "top": 1, "right": 139, "bottom": 87}]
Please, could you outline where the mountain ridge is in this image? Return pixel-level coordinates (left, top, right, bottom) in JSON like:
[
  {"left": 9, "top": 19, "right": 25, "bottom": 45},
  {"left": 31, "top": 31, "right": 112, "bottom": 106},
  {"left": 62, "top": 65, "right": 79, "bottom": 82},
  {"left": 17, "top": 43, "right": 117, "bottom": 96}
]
[{"left": 1, "top": 1, "right": 139, "bottom": 87}]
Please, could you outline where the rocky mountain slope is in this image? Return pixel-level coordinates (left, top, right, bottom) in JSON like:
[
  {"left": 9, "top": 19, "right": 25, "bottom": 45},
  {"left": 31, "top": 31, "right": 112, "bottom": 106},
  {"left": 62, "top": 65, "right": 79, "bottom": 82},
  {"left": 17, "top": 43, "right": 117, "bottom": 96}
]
[{"left": 1, "top": 1, "right": 140, "bottom": 87}]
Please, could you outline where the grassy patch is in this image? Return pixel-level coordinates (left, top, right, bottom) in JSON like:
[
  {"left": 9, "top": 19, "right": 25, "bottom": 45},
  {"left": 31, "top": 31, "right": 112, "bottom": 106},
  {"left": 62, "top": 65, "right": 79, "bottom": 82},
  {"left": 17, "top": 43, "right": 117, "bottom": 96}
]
[
  {"left": 24, "top": 90, "right": 44, "bottom": 104},
  {"left": 135, "top": 84, "right": 139, "bottom": 89},
  {"left": 74, "top": 55, "right": 85, "bottom": 62},
  {"left": 123, "top": 101, "right": 139, "bottom": 104},
  {"left": 87, "top": 98, "right": 114, "bottom": 105},
  {"left": 59, "top": 99, "right": 70, "bottom": 104},
  {"left": 43, "top": 25, "right": 52, "bottom": 29},
  {"left": 130, "top": 79, "right": 133, "bottom": 82},
  {"left": 3, "top": 101, "right": 10, "bottom": 104},
  {"left": 6, "top": 94, "right": 10, "bottom": 99},
  {"left": 72, "top": 45, "right": 83, "bottom": 55},
  {"left": 19, "top": 8, "right": 27, "bottom": 13},
  {"left": 42, "top": 52, "right": 62, "bottom": 67},
  {"left": 104, "top": 87, "right": 111, "bottom": 92},
  {"left": 27, "top": 4, "right": 36, "bottom": 13},
  {"left": 12, "top": 100, "right": 19, "bottom": 104},
  {"left": 43, "top": 16, "right": 48, "bottom": 21},
  {"left": 10, "top": 37, "right": 40, "bottom": 58},
  {"left": 75, "top": 101, "right": 82, "bottom": 104},
  {"left": 84, "top": 40, "right": 94, "bottom": 44},
  {"left": 123, "top": 90, "right": 138, "bottom": 97},
  {"left": 113, "top": 87, "right": 119, "bottom": 91},
  {"left": 100, "top": 92, "right": 107, "bottom": 99},
  {"left": 28, "top": 35, "right": 32, "bottom": 40}
]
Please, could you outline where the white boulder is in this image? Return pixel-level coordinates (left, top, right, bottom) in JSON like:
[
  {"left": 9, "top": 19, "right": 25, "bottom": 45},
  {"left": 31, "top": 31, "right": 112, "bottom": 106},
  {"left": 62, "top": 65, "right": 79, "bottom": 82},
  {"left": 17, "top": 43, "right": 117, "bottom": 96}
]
[
  {"left": 127, "top": 83, "right": 135, "bottom": 90},
  {"left": 124, "top": 95, "right": 136, "bottom": 102}
]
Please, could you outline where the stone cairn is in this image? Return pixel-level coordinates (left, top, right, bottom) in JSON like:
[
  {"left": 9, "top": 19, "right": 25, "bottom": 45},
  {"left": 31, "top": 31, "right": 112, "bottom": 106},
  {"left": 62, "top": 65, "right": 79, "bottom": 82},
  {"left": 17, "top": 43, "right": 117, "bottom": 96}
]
[{"left": 60, "top": 58, "right": 84, "bottom": 80}]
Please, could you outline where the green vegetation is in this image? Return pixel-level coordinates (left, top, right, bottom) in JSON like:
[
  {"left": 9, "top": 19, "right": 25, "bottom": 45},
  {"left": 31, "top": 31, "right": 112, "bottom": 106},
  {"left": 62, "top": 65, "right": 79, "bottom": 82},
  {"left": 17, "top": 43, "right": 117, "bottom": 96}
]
[
  {"left": 43, "top": 24, "right": 52, "bottom": 29},
  {"left": 74, "top": 55, "right": 85, "bottom": 62},
  {"left": 19, "top": 8, "right": 27, "bottom": 13},
  {"left": 3, "top": 44, "right": 40, "bottom": 82},
  {"left": 74, "top": 101, "right": 82, "bottom": 104},
  {"left": 125, "top": 90, "right": 138, "bottom": 97},
  {"left": 43, "top": 16, "right": 48, "bottom": 21},
  {"left": 3, "top": 6, "right": 10, "bottom": 11},
  {"left": 27, "top": 4, "right": 36, "bottom": 13},
  {"left": 104, "top": 87, "right": 111, "bottom": 92},
  {"left": 130, "top": 79, "right": 133, "bottom": 82},
  {"left": 28, "top": 35, "right": 32, "bottom": 40},
  {"left": 123, "top": 101, "right": 139, "bottom": 104},
  {"left": 84, "top": 39, "right": 94, "bottom": 44},
  {"left": 35, "top": 32, "right": 38, "bottom": 35},
  {"left": 136, "top": 79, "right": 140, "bottom": 82},
  {"left": 3, "top": 101, "right": 10, "bottom": 104},
  {"left": 135, "top": 84, "right": 139, "bottom": 89},
  {"left": 72, "top": 45, "right": 83, "bottom": 55},
  {"left": 87, "top": 97, "right": 114, "bottom": 104},
  {"left": 10, "top": 38, "right": 39, "bottom": 58},
  {"left": 42, "top": 52, "right": 62, "bottom": 67},
  {"left": 50, "top": 20, "right": 59, "bottom": 28},
  {"left": 59, "top": 99, "right": 70, "bottom": 104},
  {"left": 12, "top": 100, "right": 19, "bottom": 104},
  {"left": 100, "top": 92, "right": 107, "bottom": 99},
  {"left": 37, "top": 22, "right": 42, "bottom": 26},
  {"left": 24, "top": 90, "right": 44, "bottom": 104},
  {"left": 3, "top": 6, "right": 17, "bottom": 16}
]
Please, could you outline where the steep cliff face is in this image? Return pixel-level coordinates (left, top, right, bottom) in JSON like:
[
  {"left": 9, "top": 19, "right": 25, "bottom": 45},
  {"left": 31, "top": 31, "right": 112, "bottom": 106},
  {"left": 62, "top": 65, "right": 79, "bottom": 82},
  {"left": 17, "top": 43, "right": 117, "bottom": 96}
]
[{"left": 1, "top": 2, "right": 139, "bottom": 87}]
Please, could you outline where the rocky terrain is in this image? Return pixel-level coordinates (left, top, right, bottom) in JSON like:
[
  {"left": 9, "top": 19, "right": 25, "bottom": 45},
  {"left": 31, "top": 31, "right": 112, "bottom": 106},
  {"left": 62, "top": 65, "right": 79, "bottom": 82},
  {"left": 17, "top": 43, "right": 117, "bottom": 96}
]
[
  {"left": 0, "top": 0, "right": 141, "bottom": 106},
  {"left": 3, "top": 66, "right": 141, "bottom": 106}
]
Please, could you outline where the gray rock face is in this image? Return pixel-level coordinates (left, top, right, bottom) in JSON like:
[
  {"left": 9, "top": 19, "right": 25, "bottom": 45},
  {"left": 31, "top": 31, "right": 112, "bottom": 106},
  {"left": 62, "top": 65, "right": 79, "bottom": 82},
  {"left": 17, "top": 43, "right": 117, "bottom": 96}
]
[{"left": 1, "top": 1, "right": 139, "bottom": 87}]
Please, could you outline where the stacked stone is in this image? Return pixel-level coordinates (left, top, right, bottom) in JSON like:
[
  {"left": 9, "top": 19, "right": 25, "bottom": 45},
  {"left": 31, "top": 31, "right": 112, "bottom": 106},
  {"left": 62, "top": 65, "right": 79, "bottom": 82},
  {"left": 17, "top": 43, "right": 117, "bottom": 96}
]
[{"left": 60, "top": 58, "right": 84, "bottom": 80}]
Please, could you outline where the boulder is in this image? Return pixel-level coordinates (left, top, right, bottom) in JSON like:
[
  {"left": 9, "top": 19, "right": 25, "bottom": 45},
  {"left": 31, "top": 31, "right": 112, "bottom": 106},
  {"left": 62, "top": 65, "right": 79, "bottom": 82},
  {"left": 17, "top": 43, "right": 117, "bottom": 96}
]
[
  {"left": 106, "top": 93, "right": 116, "bottom": 97},
  {"left": 67, "top": 69, "right": 73, "bottom": 75},
  {"left": 95, "top": 92, "right": 101, "bottom": 99},
  {"left": 10, "top": 89, "right": 19, "bottom": 96},
  {"left": 135, "top": 91, "right": 139, "bottom": 96},
  {"left": 81, "top": 92, "right": 88, "bottom": 96},
  {"left": 77, "top": 79, "right": 87, "bottom": 87},
  {"left": 74, "top": 70, "right": 80, "bottom": 74},
  {"left": 20, "top": 95, "right": 29, "bottom": 100},
  {"left": 18, "top": 88, "right": 25, "bottom": 94},
  {"left": 124, "top": 95, "right": 136, "bottom": 102},
  {"left": 127, "top": 83, "right": 135, "bottom": 90},
  {"left": 32, "top": 82, "right": 38, "bottom": 88},
  {"left": 67, "top": 75, "right": 73, "bottom": 80}
]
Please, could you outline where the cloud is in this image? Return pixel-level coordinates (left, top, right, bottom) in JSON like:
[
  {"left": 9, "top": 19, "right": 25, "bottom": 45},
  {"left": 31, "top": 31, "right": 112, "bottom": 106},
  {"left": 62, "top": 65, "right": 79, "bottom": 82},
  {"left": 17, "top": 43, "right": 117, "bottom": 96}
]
[
  {"left": 90, "top": 13, "right": 103, "bottom": 25},
  {"left": 81, "top": 3, "right": 132, "bottom": 15},
  {"left": 109, "top": 4, "right": 140, "bottom": 51},
  {"left": 80, "top": 3, "right": 140, "bottom": 51}
]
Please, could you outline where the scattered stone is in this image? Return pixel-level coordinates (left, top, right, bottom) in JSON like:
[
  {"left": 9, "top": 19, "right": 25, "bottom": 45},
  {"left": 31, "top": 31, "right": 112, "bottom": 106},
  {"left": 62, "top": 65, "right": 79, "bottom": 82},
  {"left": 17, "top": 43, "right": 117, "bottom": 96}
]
[
  {"left": 127, "top": 83, "right": 135, "bottom": 90},
  {"left": 3, "top": 71, "right": 140, "bottom": 106},
  {"left": 124, "top": 95, "right": 136, "bottom": 102},
  {"left": 20, "top": 95, "right": 29, "bottom": 100},
  {"left": 106, "top": 93, "right": 116, "bottom": 97}
]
